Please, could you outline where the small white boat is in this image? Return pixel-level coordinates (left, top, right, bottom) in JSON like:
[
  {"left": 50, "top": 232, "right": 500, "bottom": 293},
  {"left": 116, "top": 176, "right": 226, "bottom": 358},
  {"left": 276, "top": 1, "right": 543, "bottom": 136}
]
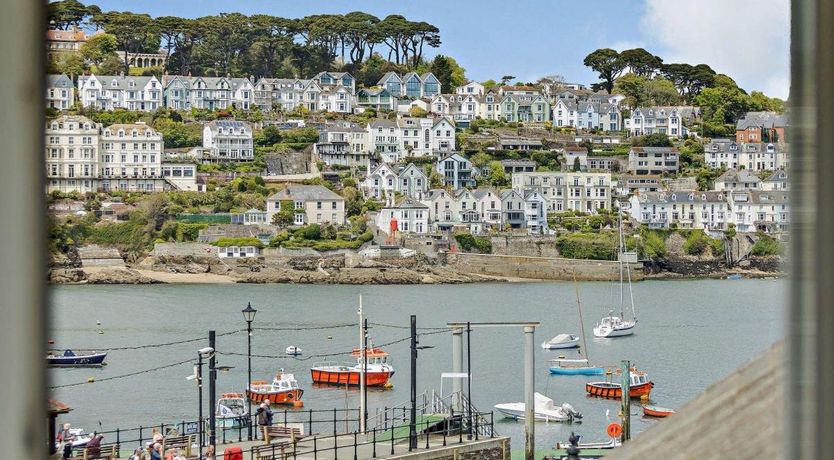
[
  {"left": 285, "top": 346, "right": 302, "bottom": 356},
  {"left": 541, "top": 334, "right": 580, "bottom": 350},
  {"left": 494, "top": 392, "right": 582, "bottom": 423},
  {"left": 593, "top": 313, "right": 636, "bottom": 338},
  {"left": 213, "top": 393, "right": 249, "bottom": 429},
  {"left": 555, "top": 436, "right": 621, "bottom": 450}
]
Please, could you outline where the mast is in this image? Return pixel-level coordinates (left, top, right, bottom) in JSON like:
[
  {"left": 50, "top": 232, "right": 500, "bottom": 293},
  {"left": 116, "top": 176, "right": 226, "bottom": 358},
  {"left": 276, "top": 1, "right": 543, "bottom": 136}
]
[
  {"left": 573, "top": 273, "right": 590, "bottom": 362},
  {"left": 618, "top": 208, "right": 625, "bottom": 317}
]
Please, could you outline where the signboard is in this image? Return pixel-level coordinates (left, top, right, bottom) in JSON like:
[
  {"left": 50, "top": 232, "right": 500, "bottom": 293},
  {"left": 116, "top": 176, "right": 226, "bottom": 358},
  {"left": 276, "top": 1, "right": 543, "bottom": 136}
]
[{"left": 184, "top": 422, "right": 199, "bottom": 434}]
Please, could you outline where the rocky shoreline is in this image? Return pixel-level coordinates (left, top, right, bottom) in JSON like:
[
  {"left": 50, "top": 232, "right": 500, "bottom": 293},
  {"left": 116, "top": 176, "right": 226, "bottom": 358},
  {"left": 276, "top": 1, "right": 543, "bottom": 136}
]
[{"left": 48, "top": 251, "right": 783, "bottom": 285}]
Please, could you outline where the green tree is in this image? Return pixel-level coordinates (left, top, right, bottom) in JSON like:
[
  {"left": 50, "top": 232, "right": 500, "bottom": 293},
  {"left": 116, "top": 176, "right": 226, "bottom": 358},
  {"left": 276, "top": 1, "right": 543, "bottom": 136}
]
[
  {"left": 52, "top": 52, "right": 87, "bottom": 77},
  {"left": 487, "top": 161, "right": 508, "bottom": 187},
  {"left": 619, "top": 48, "right": 663, "bottom": 77},
  {"left": 81, "top": 33, "right": 119, "bottom": 69},
  {"left": 98, "top": 12, "right": 158, "bottom": 72},
  {"left": 271, "top": 200, "right": 295, "bottom": 227},
  {"left": 48, "top": 0, "right": 94, "bottom": 30},
  {"left": 583, "top": 48, "right": 625, "bottom": 94},
  {"left": 98, "top": 54, "right": 125, "bottom": 75},
  {"left": 632, "top": 133, "right": 672, "bottom": 147},
  {"left": 572, "top": 156, "right": 581, "bottom": 172}
]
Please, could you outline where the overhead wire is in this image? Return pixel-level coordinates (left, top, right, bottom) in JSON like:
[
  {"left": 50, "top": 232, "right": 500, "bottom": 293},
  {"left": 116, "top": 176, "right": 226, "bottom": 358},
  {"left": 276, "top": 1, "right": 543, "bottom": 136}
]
[{"left": 48, "top": 358, "right": 195, "bottom": 389}]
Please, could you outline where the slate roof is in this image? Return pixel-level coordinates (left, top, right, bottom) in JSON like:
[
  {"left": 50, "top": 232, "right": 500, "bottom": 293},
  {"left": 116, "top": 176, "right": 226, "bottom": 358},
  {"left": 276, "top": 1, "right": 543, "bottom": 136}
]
[
  {"left": 47, "top": 74, "right": 73, "bottom": 87},
  {"left": 736, "top": 111, "right": 789, "bottom": 130},
  {"left": 636, "top": 190, "right": 727, "bottom": 205},
  {"left": 716, "top": 169, "right": 762, "bottom": 184},
  {"left": 268, "top": 185, "right": 343, "bottom": 202}
]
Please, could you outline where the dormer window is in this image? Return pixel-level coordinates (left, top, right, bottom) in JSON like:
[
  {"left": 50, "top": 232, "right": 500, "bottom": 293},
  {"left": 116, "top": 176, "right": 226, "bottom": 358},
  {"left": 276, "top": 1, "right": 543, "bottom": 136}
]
[
  {"left": 730, "top": 144, "right": 738, "bottom": 151},
  {"left": 128, "top": 80, "right": 135, "bottom": 87},
  {"left": 110, "top": 79, "right": 117, "bottom": 87}
]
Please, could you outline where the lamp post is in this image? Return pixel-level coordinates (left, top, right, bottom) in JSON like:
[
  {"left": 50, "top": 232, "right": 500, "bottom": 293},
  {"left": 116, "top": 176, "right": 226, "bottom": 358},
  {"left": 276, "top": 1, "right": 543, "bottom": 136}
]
[{"left": 241, "top": 302, "right": 257, "bottom": 441}]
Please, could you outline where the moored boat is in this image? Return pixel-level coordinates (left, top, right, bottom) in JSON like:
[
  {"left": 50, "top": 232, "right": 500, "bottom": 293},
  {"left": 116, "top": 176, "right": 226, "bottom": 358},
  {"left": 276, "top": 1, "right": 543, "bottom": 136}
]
[
  {"left": 213, "top": 393, "right": 250, "bottom": 429},
  {"left": 246, "top": 371, "right": 304, "bottom": 406},
  {"left": 285, "top": 346, "right": 302, "bottom": 356},
  {"left": 541, "top": 334, "right": 580, "bottom": 350},
  {"left": 310, "top": 347, "right": 394, "bottom": 387},
  {"left": 586, "top": 368, "right": 653, "bottom": 399},
  {"left": 494, "top": 392, "right": 582, "bottom": 423},
  {"left": 593, "top": 210, "right": 638, "bottom": 338},
  {"left": 549, "top": 358, "right": 605, "bottom": 376},
  {"left": 643, "top": 405, "right": 675, "bottom": 417},
  {"left": 47, "top": 350, "right": 107, "bottom": 367}
]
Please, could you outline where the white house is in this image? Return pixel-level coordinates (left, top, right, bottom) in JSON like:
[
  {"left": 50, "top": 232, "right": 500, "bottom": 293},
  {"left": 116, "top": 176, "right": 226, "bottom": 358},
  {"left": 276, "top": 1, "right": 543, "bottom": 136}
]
[
  {"left": 524, "top": 191, "right": 548, "bottom": 234},
  {"left": 630, "top": 191, "right": 730, "bottom": 231},
  {"left": 729, "top": 190, "right": 790, "bottom": 233},
  {"left": 45, "top": 115, "right": 100, "bottom": 193},
  {"left": 626, "top": 106, "right": 698, "bottom": 138},
  {"left": 266, "top": 185, "right": 346, "bottom": 226},
  {"left": 397, "top": 117, "right": 456, "bottom": 157},
  {"left": 364, "top": 162, "right": 428, "bottom": 199},
  {"left": 368, "top": 119, "right": 402, "bottom": 162},
  {"left": 501, "top": 189, "right": 527, "bottom": 230},
  {"left": 761, "top": 169, "right": 789, "bottom": 191},
  {"left": 78, "top": 74, "right": 163, "bottom": 112},
  {"left": 202, "top": 120, "right": 253, "bottom": 161},
  {"left": 474, "top": 188, "right": 503, "bottom": 228},
  {"left": 46, "top": 74, "right": 75, "bottom": 110},
  {"left": 98, "top": 122, "right": 165, "bottom": 192},
  {"left": 377, "top": 196, "right": 429, "bottom": 234},
  {"left": 713, "top": 169, "right": 762, "bottom": 192},
  {"left": 314, "top": 123, "right": 370, "bottom": 167},
  {"left": 511, "top": 171, "right": 612, "bottom": 213},
  {"left": 456, "top": 81, "right": 485, "bottom": 96},
  {"left": 437, "top": 153, "right": 476, "bottom": 189}
]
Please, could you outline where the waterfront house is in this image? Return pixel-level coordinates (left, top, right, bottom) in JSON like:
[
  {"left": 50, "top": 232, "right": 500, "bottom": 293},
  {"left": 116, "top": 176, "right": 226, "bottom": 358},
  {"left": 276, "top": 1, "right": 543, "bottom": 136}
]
[
  {"left": 398, "top": 163, "right": 430, "bottom": 198},
  {"left": 437, "top": 153, "right": 476, "bottom": 189},
  {"left": 524, "top": 191, "right": 549, "bottom": 234},
  {"left": 78, "top": 74, "right": 163, "bottom": 112},
  {"left": 630, "top": 191, "right": 730, "bottom": 231},
  {"left": 45, "top": 115, "right": 100, "bottom": 194},
  {"left": 563, "top": 147, "right": 588, "bottom": 171},
  {"left": 735, "top": 111, "right": 788, "bottom": 143},
  {"left": 474, "top": 188, "right": 503, "bottom": 228},
  {"left": 202, "top": 120, "right": 254, "bottom": 161},
  {"left": 454, "top": 189, "right": 484, "bottom": 234},
  {"left": 628, "top": 146, "right": 680, "bottom": 175},
  {"left": 46, "top": 74, "right": 75, "bottom": 110},
  {"left": 266, "top": 185, "right": 346, "bottom": 226},
  {"left": 160, "top": 163, "right": 198, "bottom": 191},
  {"left": 217, "top": 245, "right": 262, "bottom": 258},
  {"left": 501, "top": 189, "right": 527, "bottom": 230},
  {"left": 312, "top": 71, "right": 356, "bottom": 95},
  {"left": 761, "top": 169, "right": 789, "bottom": 191},
  {"left": 46, "top": 27, "right": 87, "bottom": 60},
  {"left": 511, "top": 171, "right": 612, "bottom": 213},
  {"left": 98, "top": 122, "right": 165, "bottom": 192},
  {"left": 729, "top": 190, "right": 790, "bottom": 233},
  {"left": 377, "top": 196, "right": 430, "bottom": 234},
  {"left": 420, "top": 189, "right": 458, "bottom": 231}
]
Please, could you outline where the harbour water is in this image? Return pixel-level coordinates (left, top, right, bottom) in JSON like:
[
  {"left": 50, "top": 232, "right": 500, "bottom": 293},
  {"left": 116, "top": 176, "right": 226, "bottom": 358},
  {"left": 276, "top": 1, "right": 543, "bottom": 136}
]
[{"left": 48, "top": 279, "right": 784, "bottom": 450}]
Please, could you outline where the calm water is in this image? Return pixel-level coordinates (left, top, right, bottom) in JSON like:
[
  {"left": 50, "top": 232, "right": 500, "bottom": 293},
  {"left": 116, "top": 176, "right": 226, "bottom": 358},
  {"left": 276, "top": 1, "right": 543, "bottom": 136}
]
[{"left": 48, "top": 279, "right": 784, "bottom": 449}]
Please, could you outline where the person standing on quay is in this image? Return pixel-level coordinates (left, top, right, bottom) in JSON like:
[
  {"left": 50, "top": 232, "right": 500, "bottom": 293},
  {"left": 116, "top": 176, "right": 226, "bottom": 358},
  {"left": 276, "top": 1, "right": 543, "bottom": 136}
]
[{"left": 256, "top": 400, "right": 273, "bottom": 439}]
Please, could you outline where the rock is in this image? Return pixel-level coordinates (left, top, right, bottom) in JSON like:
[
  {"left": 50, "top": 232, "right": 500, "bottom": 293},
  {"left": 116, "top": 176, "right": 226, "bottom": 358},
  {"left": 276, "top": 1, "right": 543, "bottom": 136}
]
[
  {"left": 49, "top": 268, "right": 87, "bottom": 283},
  {"left": 85, "top": 268, "right": 161, "bottom": 284}
]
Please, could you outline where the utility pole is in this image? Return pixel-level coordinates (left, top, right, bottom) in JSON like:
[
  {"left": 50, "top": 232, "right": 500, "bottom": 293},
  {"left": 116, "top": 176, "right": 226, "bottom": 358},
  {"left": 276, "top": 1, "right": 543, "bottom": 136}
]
[
  {"left": 358, "top": 295, "right": 366, "bottom": 433},
  {"left": 621, "top": 360, "right": 631, "bottom": 443},
  {"left": 197, "top": 352, "right": 204, "bottom": 455},
  {"left": 363, "top": 317, "right": 369, "bottom": 432},
  {"left": 208, "top": 330, "right": 216, "bottom": 448},
  {"left": 409, "top": 314, "right": 418, "bottom": 450},
  {"left": 466, "top": 322, "right": 473, "bottom": 440},
  {"left": 523, "top": 325, "right": 535, "bottom": 460}
]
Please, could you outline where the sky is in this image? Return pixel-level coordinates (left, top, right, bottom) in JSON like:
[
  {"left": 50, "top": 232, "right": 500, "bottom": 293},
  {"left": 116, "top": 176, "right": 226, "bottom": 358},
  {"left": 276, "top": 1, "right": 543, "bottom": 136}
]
[{"left": 89, "top": 0, "right": 791, "bottom": 99}]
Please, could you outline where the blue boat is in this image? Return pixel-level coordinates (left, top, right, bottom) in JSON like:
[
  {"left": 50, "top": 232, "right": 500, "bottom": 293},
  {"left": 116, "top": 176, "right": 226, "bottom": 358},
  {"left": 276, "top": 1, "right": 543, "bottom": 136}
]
[
  {"left": 549, "top": 358, "right": 605, "bottom": 376},
  {"left": 47, "top": 350, "right": 107, "bottom": 366}
]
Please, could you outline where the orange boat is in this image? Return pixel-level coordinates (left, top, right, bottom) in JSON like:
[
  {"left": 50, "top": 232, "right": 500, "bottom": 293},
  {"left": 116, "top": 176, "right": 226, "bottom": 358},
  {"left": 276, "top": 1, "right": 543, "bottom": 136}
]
[
  {"left": 310, "top": 347, "right": 394, "bottom": 387},
  {"left": 246, "top": 371, "right": 304, "bottom": 406},
  {"left": 585, "top": 368, "right": 654, "bottom": 399},
  {"left": 643, "top": 405, "right": 675, "bottom": 417}
]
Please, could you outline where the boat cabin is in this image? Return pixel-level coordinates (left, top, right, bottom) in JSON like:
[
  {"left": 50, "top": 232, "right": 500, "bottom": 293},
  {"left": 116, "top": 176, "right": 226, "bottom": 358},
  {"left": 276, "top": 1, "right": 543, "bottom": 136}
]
[
  {"left": 630, "top": 372, "right": 649, "bottom": 386},
  {"left": 351, "top": 347, "right": 389, "bottom": 365}
]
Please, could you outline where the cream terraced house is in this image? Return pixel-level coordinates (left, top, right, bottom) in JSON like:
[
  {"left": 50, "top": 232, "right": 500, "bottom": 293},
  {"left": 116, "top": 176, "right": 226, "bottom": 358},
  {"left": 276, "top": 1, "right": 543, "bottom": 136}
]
[
  {"left": 98, "top": 122, "right": 165, "bottom": 192},
  {"left": 266, "top": 185, "right": 346, "bottom": 226},
  {"left": 45, "top": 115, "right": 100, "bottom": 193},
  {"left": 77, "top": 74, "right": 163, "bottom": 112},
  {"left": 511, "top": 171, "right": 612, "bottom": 213}
]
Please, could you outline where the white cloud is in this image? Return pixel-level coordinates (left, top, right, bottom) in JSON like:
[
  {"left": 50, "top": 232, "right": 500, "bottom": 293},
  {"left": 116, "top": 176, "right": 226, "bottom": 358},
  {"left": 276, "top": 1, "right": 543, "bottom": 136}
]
[{"left": 642, "top": 0, "right": 790, "bottom": 99}]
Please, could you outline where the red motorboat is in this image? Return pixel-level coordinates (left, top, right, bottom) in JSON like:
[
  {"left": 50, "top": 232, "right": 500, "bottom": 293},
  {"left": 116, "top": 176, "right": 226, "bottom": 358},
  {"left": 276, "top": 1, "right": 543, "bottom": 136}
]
[
  {"left": 246, "top": 371, "right": 304, "bottom": 406},
  {"left": 310, "top": 347, "right": 394, "bottom": 387},
  {"left": 585, "top": 368, "right": 654, "bottom": 399}
]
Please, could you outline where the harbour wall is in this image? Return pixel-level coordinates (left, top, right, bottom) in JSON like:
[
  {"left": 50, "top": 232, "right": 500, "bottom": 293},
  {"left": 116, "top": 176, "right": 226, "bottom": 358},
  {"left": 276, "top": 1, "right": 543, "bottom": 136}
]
[
  {"left": 444, "top": 252, "right": 644, "bottom": 281},
  {"left": 386, "top": 437, "right": 510, "bottom": 460},
  {"left": 489, "top": 235, "right": 561, "bottom": 258}
]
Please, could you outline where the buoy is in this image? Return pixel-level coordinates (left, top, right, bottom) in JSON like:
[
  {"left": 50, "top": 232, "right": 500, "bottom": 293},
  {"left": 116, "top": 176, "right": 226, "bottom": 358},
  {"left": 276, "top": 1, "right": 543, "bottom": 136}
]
[
  {"left": 607, "top": 422, "right": 623, "bottom": 438},
  {"left": 87, "top": 377, "right": 95, "bottom": 383},
  {"left": 97, "top": 330, "right": 104, "bottom": 335},
  {"left": 383, "top": 382, "right": 393, "bottom": 389},
  {"left": 48, "top": 339, "right": 55, "bottom": 345},
  {"left": 327, "top": 336, "right": 333, "bottom": 340},
  {"left": 640, "top": 393, "right": 650, "bottom": 402},
  {"left": 96, "top": 320, "right": 101, "bottom": 326}
]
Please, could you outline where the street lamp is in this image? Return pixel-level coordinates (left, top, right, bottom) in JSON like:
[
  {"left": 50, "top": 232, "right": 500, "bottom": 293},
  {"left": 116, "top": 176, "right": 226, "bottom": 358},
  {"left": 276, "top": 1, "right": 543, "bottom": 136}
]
[
  {"left": 192, "top": 347, "right": 215, "bottom": 456},
  {"left": 241, "top": 302, "right": 257, "bottom": 440}
]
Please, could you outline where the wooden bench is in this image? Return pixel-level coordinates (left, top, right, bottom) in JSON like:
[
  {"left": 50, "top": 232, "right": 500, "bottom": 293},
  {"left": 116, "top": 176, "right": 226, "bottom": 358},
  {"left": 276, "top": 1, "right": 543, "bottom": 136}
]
[
  {"left": 262, "top": 426, "right": 306, "bottom": 444},
  {"left": 74, "top": 444, "right": 118, "bottom": 460},
  {"left": 252, "top": 442, "right": 291, "bottom": 460},
  {"left": 161, "top": 434, "right": 194, "bottom": 457}
]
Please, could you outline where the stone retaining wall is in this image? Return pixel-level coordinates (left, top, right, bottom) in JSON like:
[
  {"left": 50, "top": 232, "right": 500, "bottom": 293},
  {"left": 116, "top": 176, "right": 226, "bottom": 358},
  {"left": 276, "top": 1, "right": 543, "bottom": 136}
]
[
  {"left": 489, "top": 235, "right": 561, "bottom": 258},
  {"left": 386, "top": 437, "right": 510, "bottom": 460},
  {"left": 446, "top": 253, "right": 643, "bottom": 281}
]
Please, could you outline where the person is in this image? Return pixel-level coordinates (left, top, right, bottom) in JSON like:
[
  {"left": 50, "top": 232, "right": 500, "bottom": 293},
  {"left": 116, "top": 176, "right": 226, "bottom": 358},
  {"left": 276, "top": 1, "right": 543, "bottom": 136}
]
[
  {"left": 150, "top": 442, "right": 163, "bottom": 460},
  {"left": 256, "top": 400, "right": 273, "bottom": 439},
  {"left": 85, "top": 432, "right": 104, "bottom": 458},
  {"left": 202, "top": 445, "right": 216, "bottom": 460},
  {"left": 128, "top": 447, "right": 144, "bottom": 460}
]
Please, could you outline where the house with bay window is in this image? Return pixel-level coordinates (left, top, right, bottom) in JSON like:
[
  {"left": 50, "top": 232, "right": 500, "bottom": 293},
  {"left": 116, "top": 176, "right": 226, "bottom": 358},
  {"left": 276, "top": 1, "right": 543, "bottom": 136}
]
[
  {"left": 377, "top": 72, "right": 441, "bottom": 99},
  {"left": 266, "top": 185, "right": 345, "bottom": 226},
  {"left": 377, "top": 196, "right": 430, "bottom": 235},
  {"left": 77, "top": 74, "right": 163, "bottom": 112},
  {"left": 46, "top": 74, "right": 75, "bottom": 110}
]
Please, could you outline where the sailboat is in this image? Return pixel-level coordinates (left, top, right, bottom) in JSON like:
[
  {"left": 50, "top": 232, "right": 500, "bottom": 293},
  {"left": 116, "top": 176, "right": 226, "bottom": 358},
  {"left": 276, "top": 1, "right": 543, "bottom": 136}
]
[
  {"left": 549, "top": 276, "right": 605, "bottom": 375},
  {"left": 593, "top": 209, "right": 637, "bottom": 338}
]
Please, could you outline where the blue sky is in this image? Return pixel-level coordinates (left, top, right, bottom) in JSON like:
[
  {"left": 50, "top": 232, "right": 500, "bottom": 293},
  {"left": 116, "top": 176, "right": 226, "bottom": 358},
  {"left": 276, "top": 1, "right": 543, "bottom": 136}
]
[{"left": 90, "top": 0, "right": 790, "bottom": 98}]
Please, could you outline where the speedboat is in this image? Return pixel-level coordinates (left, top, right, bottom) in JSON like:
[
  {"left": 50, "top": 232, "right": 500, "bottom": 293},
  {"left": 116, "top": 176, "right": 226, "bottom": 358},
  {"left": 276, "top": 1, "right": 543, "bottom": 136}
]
[
  {"left": 586, "top": 368, "right": 653, "bottom": 399},
  {"left": 494, "top": 392, "right": 582, "bottom": 423},
  {"left": 541, "top": 334, "right": 580, "bottom": 350},
  {"left": 285, "top": 346, "right": 302, "bottom": 356},
  {"left": 593, "top": 313, "right": 636, "bottom": 338},
  {"left": 549, "top": 358, "right": 605, "bottom": 376},
  {"left": 555, "top": 436, "right": 621, "bottom": 450},
  {"left": 47, "top": 350, "right": 107, "bottom": 366},
  {"left": 643, "top": 405, "right": 675, "bottom": 417},
  {"left": 213, "top": 393, "right": 250, "bottom": 429},
  {"left": 310, "top": 347, "right": 394, "bottom": 387},
  {"left": 247, "top": 371, "right": 304, "bottom": 406}
]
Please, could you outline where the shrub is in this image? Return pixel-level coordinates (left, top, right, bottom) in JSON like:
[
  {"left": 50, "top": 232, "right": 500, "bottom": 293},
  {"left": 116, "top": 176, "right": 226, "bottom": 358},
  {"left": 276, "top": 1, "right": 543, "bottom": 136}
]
[
  {"left": 454, "top": 233, "right": 492, "bottom": 253},
  {"left": 751, "top": 234, "right": 783, "bottom": 256},
  {"left": 212, "top": 237, "right": 264, "bottom": 248},
  {"left": 641, "top": 231, "right": 667, "bottom": 260},
  {"left": 709, "top": 238, "right": 725, "bottom": 257},
  {"left": 682, "top": 230, "right": 709, "bottom": 255},
  {"left": 556, "top": 232, "right": 617, "bottom": 260}
]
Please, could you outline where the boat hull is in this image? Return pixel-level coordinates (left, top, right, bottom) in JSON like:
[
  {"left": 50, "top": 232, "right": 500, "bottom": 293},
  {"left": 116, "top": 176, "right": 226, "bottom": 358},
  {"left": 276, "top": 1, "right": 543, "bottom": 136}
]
[
  {"left": 494, "top": 404, "right": 575, "bottom": 423},
  {"left": 549, "top": 366, "right": 605, "bottom": 376},
  {"left": 585, "top": 381, "right": 653, "bottom": 399},
  {"left": 310, "top": 369, "right": 392, "bottom": 386},
  {"left": 213, "top": 416, "right": 249, "bottom": 429},
  {"left": 246, "top": 388, "right": 303, "bottom": 405},
  {"left": 593, "top": 323, "right": 635, "bottom": 338},
  {"left": 643, "top": 405, "right": 675, "bottom": 417},
  {"left": 541, "top": 339, "right": 580, "bottom": 350},
  {"left": 47, "top": 352, "right": 107, "bottom": 366}
]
